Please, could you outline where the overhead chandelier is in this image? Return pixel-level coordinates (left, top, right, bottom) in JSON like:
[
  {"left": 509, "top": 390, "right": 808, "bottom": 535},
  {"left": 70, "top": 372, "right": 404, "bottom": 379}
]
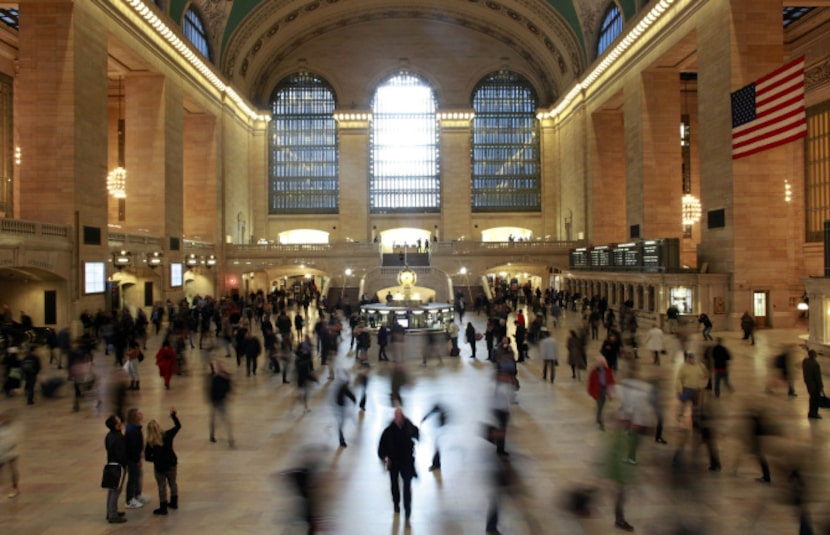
[
  {"left": 681, "top": 194, "right": 702, "bottom": 226},
  {"left": 107, "top": 167, "right": 127, "bottom": 198},
  {"left": 107, "top": 76, "right": 127, "bottom": 200}
]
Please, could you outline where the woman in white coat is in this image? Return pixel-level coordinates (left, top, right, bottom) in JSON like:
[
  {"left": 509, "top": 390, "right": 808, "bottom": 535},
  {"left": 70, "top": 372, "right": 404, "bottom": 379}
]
[{"left": 644, "top": 325, "right": 665, "bottom": 365}]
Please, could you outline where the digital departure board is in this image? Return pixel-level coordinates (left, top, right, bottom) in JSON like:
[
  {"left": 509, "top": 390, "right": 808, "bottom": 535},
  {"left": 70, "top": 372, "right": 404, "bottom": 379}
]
[{"left": 569, "top": 238, "right": 680, "bottom": 272}]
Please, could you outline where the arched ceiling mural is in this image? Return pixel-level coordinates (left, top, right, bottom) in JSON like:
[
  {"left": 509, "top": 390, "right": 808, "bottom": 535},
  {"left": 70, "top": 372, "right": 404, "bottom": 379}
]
[{"left": 166, "top": 0, "right": 642, "bottom": 107}]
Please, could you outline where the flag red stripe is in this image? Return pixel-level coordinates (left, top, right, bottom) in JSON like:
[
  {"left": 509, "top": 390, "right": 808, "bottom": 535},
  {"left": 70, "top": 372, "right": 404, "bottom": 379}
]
[
  {"left": 733, "top": 129, "right": 807, "bottom": 159},
  {"left": 756, "top": 57, "right": 805, "bottom": 86},
  {"left": 757, "top": 96, "right": 804, "bottom": 122},
  {"left": 756, "top": 79, "right": 803, "bottom": 109},
  {"left": 733, "top": 112, "right": 805, "bottom": 149}
]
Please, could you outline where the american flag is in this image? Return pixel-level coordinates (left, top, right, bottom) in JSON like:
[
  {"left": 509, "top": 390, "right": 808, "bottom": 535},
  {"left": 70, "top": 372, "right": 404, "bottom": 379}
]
[{"left": 731, "top": 56, "right": 806, "bottom": 160}]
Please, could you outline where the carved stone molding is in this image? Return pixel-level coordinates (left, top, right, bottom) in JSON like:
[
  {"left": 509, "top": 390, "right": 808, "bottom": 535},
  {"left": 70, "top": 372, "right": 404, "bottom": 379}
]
[{"left": 806, "top": 57, "right": 830, "bottom": 91}]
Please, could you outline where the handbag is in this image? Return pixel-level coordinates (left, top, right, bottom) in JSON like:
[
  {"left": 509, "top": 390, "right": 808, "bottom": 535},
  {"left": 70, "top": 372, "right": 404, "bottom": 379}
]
[
  {"left": 819, "top": 394, "right": 830, "bottom": 409},
  {"left": 101, "top": 463, "right": 122, "bottom": 489}
]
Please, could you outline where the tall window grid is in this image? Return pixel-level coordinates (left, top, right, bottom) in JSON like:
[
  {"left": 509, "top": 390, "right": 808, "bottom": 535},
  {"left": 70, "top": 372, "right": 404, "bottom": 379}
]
[
  {"left": 183, "top": 8, "right": 210, "bottom": 61},
  {"left": 806, "top": 101, "right": 830, "bottom": 242},
  {"left": 597, "top": 3, "right": 623, "bottom": 57},
  {"left": 783, "top": 7, "right": 814, "bottom": 28},
  {"left": 269, "top": 73, "right": 338, "bottom": 214},
  {"left": 370, "top": 72, "right": 440, "bottom": 213},
  {"left": 470, "top": 71, "right": 540, "bottom": 212},
  {"left": 0, "top": 9, "right": 18, "bottom": 30}
]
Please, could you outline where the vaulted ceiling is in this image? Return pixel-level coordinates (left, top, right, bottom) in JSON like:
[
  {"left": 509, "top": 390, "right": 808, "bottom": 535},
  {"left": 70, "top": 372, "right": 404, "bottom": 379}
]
[{"left": 167, "top": 0, "right": 642, "bottom": 107}]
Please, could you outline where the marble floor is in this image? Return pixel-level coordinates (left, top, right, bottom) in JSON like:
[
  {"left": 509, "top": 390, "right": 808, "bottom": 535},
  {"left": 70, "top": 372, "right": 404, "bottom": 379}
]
[{"left": 0, "top": 307, "right": 829, "bottom": 535}]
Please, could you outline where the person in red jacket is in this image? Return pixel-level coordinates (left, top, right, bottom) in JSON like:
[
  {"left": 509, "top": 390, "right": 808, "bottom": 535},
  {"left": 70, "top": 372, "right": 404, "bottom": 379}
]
[
  {"left": 155, "top": 341, "right": 176, "bottom": 390},
  {"left": 587, "top": 356, "right": 616, "bottom": 431}
]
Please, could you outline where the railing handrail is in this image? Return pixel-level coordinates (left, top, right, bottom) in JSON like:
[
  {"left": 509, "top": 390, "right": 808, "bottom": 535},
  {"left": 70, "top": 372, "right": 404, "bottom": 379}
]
[
  {"left": 108, "top": 232, "right": 164, "bottom": 247},
  {"left": 0, "top": 218, "right": 70, "bottom": 240}
]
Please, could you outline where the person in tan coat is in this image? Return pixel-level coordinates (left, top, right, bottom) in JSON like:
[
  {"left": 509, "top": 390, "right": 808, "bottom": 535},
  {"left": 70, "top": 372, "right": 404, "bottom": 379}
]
[{"left": 675, "top": 352, "right": 709, "bottom": 419}]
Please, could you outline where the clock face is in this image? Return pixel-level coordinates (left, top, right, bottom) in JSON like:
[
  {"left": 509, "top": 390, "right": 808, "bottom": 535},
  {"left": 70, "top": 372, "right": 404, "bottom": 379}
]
[{"left": 398, "top": 269, "right": 416, "bottom": 286}]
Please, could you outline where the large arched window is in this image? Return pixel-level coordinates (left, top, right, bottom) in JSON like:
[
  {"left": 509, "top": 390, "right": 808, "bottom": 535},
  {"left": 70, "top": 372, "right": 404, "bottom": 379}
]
[
  {"left": 183, "top": 7, "right": 211, "bottom": 60},
  {"left": 269, "top": 73, "right": 339, "bottom": 214},
  {"left": 597, "top": 3, "right": 623, "bottom": 57},
  {"left": 370, "top": 72, "right": 440, "bottom": 213},
  {"left": 470, "top": 71, "right": 540, "bottom": 212}
]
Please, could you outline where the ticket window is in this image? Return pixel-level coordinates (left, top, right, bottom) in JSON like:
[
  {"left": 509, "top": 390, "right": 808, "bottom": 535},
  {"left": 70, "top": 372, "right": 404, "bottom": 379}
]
[{"left": 670, "top": 287, "right": 693, "bottom": 314}]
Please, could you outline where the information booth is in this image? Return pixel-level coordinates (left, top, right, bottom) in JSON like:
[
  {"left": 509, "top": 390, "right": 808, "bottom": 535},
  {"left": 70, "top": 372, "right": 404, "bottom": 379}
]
[{"left": 359, "top": 303, "right": 455, "bottom": 332}]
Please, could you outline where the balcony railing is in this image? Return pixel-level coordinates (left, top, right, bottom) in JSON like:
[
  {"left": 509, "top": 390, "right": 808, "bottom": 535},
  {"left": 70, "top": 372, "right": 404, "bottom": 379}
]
[
  {"left": 108, "top": 232, "right": 164, "bottom": 248},
  {"left": 0, "top": 218, "right": 70, "bottom": 241},
  {"left": 225, "top": 239, "right": 582, "bottom": 257}
]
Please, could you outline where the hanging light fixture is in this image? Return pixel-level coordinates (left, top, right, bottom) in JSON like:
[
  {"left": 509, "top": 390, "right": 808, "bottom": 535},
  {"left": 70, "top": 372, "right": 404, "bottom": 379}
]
[
  {"left": 107, "top": 77, "right": 127, "bottom": 201},
  {"left": 682, "top": 194, "right": 702, "bottom": 226},
  {"left": 680, "top": 73, "right": 697, "bottom": 236},
  {"left": 107, "top": 167, "right": 127, "bottom": 199}
]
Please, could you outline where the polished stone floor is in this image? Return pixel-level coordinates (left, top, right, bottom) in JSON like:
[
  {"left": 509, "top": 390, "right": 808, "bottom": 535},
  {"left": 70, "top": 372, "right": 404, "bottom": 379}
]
[{"left": 0, "top": 306, "right": 828, "bottom": 535}]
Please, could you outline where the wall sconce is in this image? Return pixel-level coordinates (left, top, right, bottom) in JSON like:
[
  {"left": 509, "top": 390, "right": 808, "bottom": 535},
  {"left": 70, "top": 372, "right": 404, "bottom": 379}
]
[
  {"left": 185, "top": 253, "right": 200, "bottom": 267},
  {"left": 113, "top": 250, "right": 131, "bottom": 269},
  {"left": 205, "top": 255, "right": 217, "bottom": 268},
  {"left": 146, "top": 251, "right": 163, "bottom": 268}
]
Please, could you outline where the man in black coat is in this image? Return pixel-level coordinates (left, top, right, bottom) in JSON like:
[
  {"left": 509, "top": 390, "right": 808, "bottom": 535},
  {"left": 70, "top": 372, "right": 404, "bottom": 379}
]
[
  {"left": 378, "top": 408, "right": 420, "bottom": 521},
  {"left": 803, "top": 349, "right": 824, "bottom": 419},
  {"left": 105, "top": 415, "right": 128, "bottom": 523},
  {"left": 243, "top": 330, "right": 261, "bottom": 376}
]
